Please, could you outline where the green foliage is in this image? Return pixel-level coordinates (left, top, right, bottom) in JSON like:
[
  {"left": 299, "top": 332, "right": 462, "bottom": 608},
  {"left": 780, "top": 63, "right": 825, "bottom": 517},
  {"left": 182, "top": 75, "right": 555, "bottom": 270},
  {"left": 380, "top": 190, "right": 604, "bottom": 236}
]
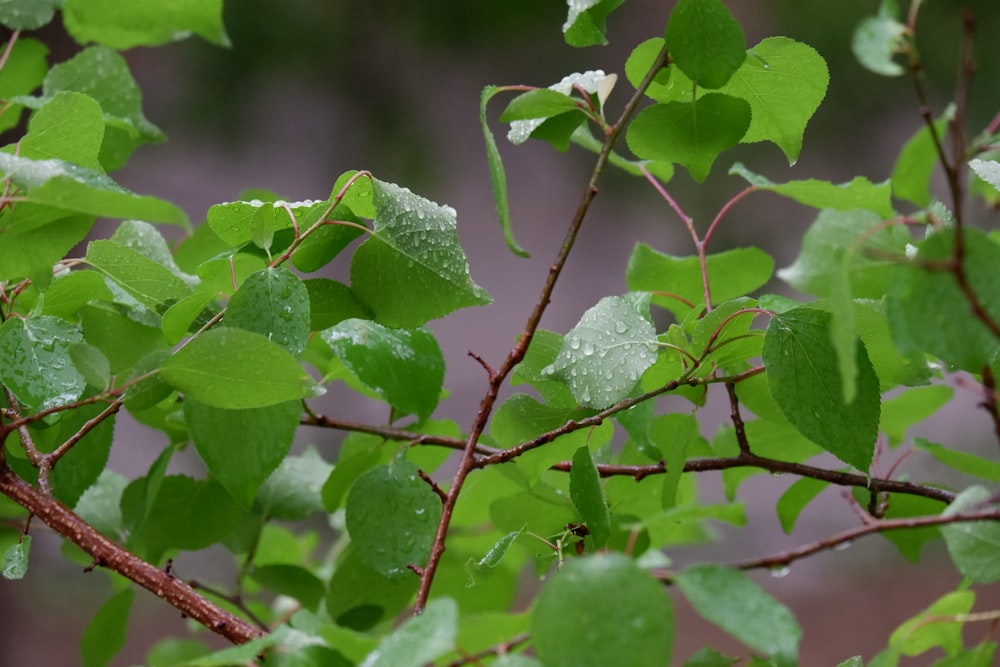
[{"left": 2, "top": 1, "right": 1000, "bottom": 666}]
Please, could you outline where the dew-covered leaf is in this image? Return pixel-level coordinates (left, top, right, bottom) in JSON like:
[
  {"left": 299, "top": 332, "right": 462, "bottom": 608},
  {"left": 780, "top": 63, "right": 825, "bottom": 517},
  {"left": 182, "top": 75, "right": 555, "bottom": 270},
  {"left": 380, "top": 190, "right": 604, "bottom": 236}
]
[
  {"left": 721, "top": 38, "right": 829, "bottom": 163},
  {"left": 224, "top": 267, "right": 310, "bottom": 358},
  {"left": 531, "top": 553, "right": 674, "bottom": 667},
  {"left": 359, "top": 597, "right": 457, "bottom": 667},
  {"left": 506, "top": 71, "right": 609, "bottom": 146},
  {"left": 206, "top": 198, "right": 325, "bottom": 248},
  {"left": 80, "top": 588, "right": 134, "bottom": 667},
  {"left": 970, "top": 159, "right": 1000, "bottom": 193},
  {"left": 351, "top": 179, "right": 491, "bottom": 327},
  {"left": 941, "top": 487, "right": 1000, "bottom": 583},
  {"left": 626, "top": 243, "right": 774, "bottom": 319},
  {"left": 852, "top": 7, "right": 908, "bottom": 77},
  {"left": 322, "top": 319, "right": 445, "bottom": 421},
  {"left": 570, "top": 446, "right": 611, "bottom": 548},
  {"left": 85, "top": 240, "right": 192, "bottom": 314},
  {"left": 665, "top": 0, "right": 745, "bottom": 90},
  {"left": 731, "top": 164, "right": 892, "bottom": 219},
  {"left": 0, "top": 315, "right": 86, "bottom": 411},
  {"left": 62, "top": 0, "right": 229, "bottom": 49},
  {"left": 500, "top": 89, "right": 581, "bottom": 122},
  {"left": 160, "top": 327, "right": 321, "bottom": 409},
  {"left": 675, "top": 564, "right": 801, "bottom": 667},
  {"left": 345, "top": 458, "right": 442, "bottom": 577},
  {"left": 542, "top": 295, "right": 658, "bottom": 409},
  {"left": 185, "top": 399, "right": 301, "bottom": 509},
  {"left": 627, "top": 94, "right": 751, "bottom": 182},
  {"left": 511, "top": 330, "right": 577, "bottom": 408},
  {"left": 886, "top": 228, "right": 1000, "bottom": 372},
  {"left": 19, "top": 91, "right": 104, "bottom": 170},
  {"left": 562, "top": 0, "right": 625, "bottom": 47},
  {"left": 1, "top": 536, "right": 31, "bottom": 580},
  {"left": 0, "top": 0, "right": 58, "bottom": 29},
  {"left": 762, "top": 307, "right": 880, "bottom": 471}
]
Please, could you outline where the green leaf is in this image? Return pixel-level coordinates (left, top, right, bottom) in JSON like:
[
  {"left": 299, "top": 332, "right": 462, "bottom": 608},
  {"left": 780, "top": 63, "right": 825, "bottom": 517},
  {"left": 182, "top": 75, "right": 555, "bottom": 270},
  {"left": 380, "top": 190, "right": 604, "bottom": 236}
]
[
  {"left": 915, "top": 438, "right": 1000, "bottom": 483},
  {"left": 74, "top": 470, "right": 128, "bottom": 538},
  {"left": 778, "top": 209, "right": 909, "bottom": 298},
  {"left": 466, "top": 528, "right": 524, "bottom": 583},
  {"left": 302, "top": 278, "right": 371, "bottom": 331},
  {"left": 63, "top": 0, "right": 229, "bottom": 49},
  {"left": 886, "top": 228, "right": 1000, "bottom": 372},
  {"left": 721, "top": 38, "right": 829, "bottom": 163},
  {"left": 562, "top": 0, "right": 625, "bottom": 47},
  {"left": 881, "top": 387, "right": 953, "bottom": 446},
  {"left": 80, "top": 303, "right": 168, "bottom": 374},
  {"left": 207, "top": 198, "right": 323, "bottom": 248},
  {"left": 627, "top": 94, "right": 751, "bottom": 182},
  {"left": 345, "top": 459, "right": 442, "bottom": 577},
  {"left": 145, "top": 639, "right": 211, "bottom": 667},
  {"left": 928, "top": 643, "right": 996, "bottom": 667},
  {"left": 732, "top": 165, "right": 893, "bottom": 220},
  {"left": 174, "top": 627, "right": 305, "bottom": 666},
  {"left": 326, "top": 547, "right": 419, "bottom": 630},
  {"left": 480, "top": 86, "right": 529, "bottom": 257},
  {"left": 775, "top": 477, "right": 828, "bottom": 533},
  {"left": 224, "top": 267, "right": 310, "bottom": 358},
  {"left": 85, "top": 240, "right": 192, "bottom": 313},
  {"left": 161, "top": 327, "right": 321, "bottom": 409},
  {"left": 292, "top": 220, "right": 366, "bottom": 273},
  {"left": 873, "top": 491, "right": 945, "bottom": 562},
  {"left": 532, "top": 553, "right": 674, "bottom": 667},
  {"left": 892, "top": 113, "right": 950, "bottom": 207},
  {"left": 322, "top": 320, "right": 445, "bottom": 421},
  {"left": 0, "top": 211, "right": 93, "bottom": 288},
  {"left": 665, "top": 0, "right": 746, "bottom": 89},
  {"left": 684, "top": 648, "right": 740, "bottom": 666},
  {"left": 0, "top": 315, "right": 86, "bottom": 410},
  {"left": 185, "top": 399, "right": 301, "bottom": 509},
  {"left": 80, "top": 588, "right": 134, "bottom": 667},
  {"left": 506, "top": 71, "right": 610, "bottom": 146},
  {"left": 970, "top": 159, "right": 1000, "bottom": 193},
  {"left": 500, "top": 89, "right": 581, "bottom": 122},
  {"left": 852, "top": 9, "right": 908, "bottom": 77},
  {"left": 762, "top": 307, "right": 881, "bottom": 470},
  {"left": 941, "top": 486, "right": 1000, "bottom": 583},
  {"left": 351, "top": 178, "right": 492, "bottom": 327},
  {"left": 359, "top": 597, "right": 457, "bottom": 667},
  {"left": 249, "top": 564, "right": 325, "bottom": 612},
  {"left": 19, "top": 91, "right": 104, "bottom": 170},
  {"left": 569, "top": 447, "right": 611, "bottom": 548},
  {"left": 542, "top": 295, "right": 658, "bottom": 409},
  {"left": 0, "top": 0, "right": 58, "bottom": 29},
  {"left": 889, "top": 590, "right": 974, "bottom": 657},
  {"left": 46, "top": 399, "right": 115, "bottom": 507},
  {"left": 1, "top": 536, "right": 30, "bottom": 580},
  {"left": 256, "top": 447, "right": 333, "bottom": 520},
  {"left": 41, "top": 270, "right": 113, "bottom": 320},
  {"left": 111, "top": 220, "right": 197, "bottom": 285},
  {"left": 0, "top": 37, "right": 49, "bottom": 134},
  {"left": 676, "top": 564, "right": 801, "bottom": 667},
  {"left": 624, "top": 38, "right": 673, "bottom": 102},
  {"left": 626, "top": 243, "right": 774, "bottom": 319}
]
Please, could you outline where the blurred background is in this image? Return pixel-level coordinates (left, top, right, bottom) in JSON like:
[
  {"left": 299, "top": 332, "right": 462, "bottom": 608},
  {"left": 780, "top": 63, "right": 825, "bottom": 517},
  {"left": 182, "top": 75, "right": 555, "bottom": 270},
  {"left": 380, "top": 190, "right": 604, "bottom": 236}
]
[{"left": 2, "top": 0, "right": 1000, "bottom": 664}]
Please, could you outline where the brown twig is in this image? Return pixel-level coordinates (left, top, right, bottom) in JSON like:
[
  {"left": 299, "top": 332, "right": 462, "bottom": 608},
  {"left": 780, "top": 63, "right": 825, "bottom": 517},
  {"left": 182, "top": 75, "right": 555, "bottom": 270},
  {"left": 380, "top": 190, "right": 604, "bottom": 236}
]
[
  {"left": 726, "top": 382, "right": 751, "bottom": 455},
  {"left": 445, "top": 632, "right": 531, "bottom": 667}
]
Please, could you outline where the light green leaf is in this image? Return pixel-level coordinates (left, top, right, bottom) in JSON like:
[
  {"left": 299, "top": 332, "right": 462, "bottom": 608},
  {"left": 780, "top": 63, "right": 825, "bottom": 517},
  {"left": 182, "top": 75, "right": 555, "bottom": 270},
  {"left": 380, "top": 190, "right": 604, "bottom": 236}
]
[
  {"left": 74, "top": 470, "right": 128, "bottom": 538},
  {"left": 684, "top": 648, "right": 741, "bottom": 666},
  {"left": 111, "top": 220, "right": 197, "bottom": 286},
  {"left": 1, "top": 536, "right": 31, "bottom": 580},
  {"left": 941, "top": 486, "right": 1000, "bottom": 583},
  {"left": 466, "top": 528, "right": 524, "bottom": 583},
  {"left": 85, "top": 240, "right": 192, "bottom": 313},
  {"left": 480, "top": 86, "right": 529, "bottom": 257},
  {"left": 970, "top": 159, "right": 1000, "bottom": 192},
  {"left": 732, "top": 165, "right": 893, "bottom": 219},
  {"left": 676, "top": 564, "right": 801, "bottom": 667},
  {"left": 533, "top": 553, "right": 673, "bottom": 667},
  {"left": 224, "top": 267, "right": 310, "bottom": 358},
  {"left": 185, "top": 399, "right": 301, "bottom": 510},
  {"left": 0, "top": 0, "right": 58, "bottom": 29},
  {"left": 249, "top": 564, "right": 325, "bottom": 611},
  {"left": 80, "top": 588, "right": 134, "bottom": 667},
  {"left": 160, "top": 327, "right": 321, "bottom": 409},
  {"left": 881, "top": 387, "right": 953, "bottom": 446},
  {"left": 322, "top": 319, "right": 445, "bottom": 421},
  {"left": 542, "top": 295, "right": 658, "bottom": 409},
  {"left": 889, "top": 590, "right": 974, "bottom": 657},
  {"left": 351, "top": 178, "right": 491, "bottom": 327},
  {"left": 63, "top": 0, "right": 228, "bottom": 49},
  {"left": 0, "top": 211, "right": 93, "bottom": 288},
  {"left": 256, "top": 447, "right": 333, "bottom": 520},
  {"left": 570, "top": 447, "right": 611, "bottom": 548},
  {"left": 206, "top": 197, "right": 324, "bottom": 248},
  {"left": 359, "top": 597, "right": 457, "bottom": 667},
  {"left": 0, "top": 37, "right": 49, "bottom": 134},
  {"left": 624, "top": 38, "right": 673, "bottom": 101},
  {"left": 345, "top": 459, "right": 442, "bottom": 577},
  {"left": 627, "top": 94, "right": 751, "bottom": 182},
  {"left": 892, "top": 112, "right": 950, "bottom": 207},
  {"left": 511, "top": 329, "right": 577, "bottom": 408},
  {"left": 721, "top": 38, "right": 829, "bottom": 163},
  {"left": 19, "top": 91, "right": 104, "bottom": 169},
  {"left": 852, "top": 8, "right": 908, "bottom": 77},
  {"left": 915, "top": 438, "right": 1000, "bottom": 483},
  {"left": 665, "top": 0, "right": 745, "bottom": 89},
  {"left": 80, "top": 303, "right": 168, "bottom": 374},
  {"left": 500, "top": 89, "right": 581, "bottom": 122},
  {"left": 562, "top": 0, "right": 624, "bottom": 47},
  {"left": 0, "top": 315, "right": 86, "bottom": 410},
  {"left": 886, "top": 228, "right": 1000, "bottom": 372},
  {"left": 775, "top": 477, "right": 828, "bottom": 533},
  {"left": 762, "top": 307, "right": 881, "bottom": 471},
  {"left": 626, "top": 243, "right": 774, "bottom": 319}
]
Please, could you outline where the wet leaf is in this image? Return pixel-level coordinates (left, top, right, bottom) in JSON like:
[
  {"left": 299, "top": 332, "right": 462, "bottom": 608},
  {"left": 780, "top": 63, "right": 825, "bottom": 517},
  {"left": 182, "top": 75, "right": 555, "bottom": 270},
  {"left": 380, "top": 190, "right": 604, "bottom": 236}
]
[{"left": 0, "top": 315, "right": 86, "bottom": 410}]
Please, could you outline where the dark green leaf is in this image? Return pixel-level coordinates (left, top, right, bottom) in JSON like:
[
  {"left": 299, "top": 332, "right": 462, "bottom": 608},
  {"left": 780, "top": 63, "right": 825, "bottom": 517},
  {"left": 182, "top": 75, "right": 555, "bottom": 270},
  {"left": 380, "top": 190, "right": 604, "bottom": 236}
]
[
  {"left": 0, "top": 315, "right": 86, "bottom": 410},
  {"left": 322, "top": 319, "right": 445, "bottom": 420},
  {"left": 186, "top": 399, "right": 301, "bottom": 509},
  {"left": 624, "top": 38, "right": 673, "bottom": 101},
  {"left": 351, "top": 178, "right": 491, "bottom": 327},
  {"left": 886, "top": 228, "right": 1000, "bottom": 372},
  {"left": 627, "top": 94, "right": 751, "bottom": 181},
  {"left": 345, "top": 459, "right": 442, "bottom": 577},
  {"left": 1, "top": 536, "right": 31, "bottom": 580},
  {"left": 480, "top": 86, "right": 529, "bottom": 257},
  {"left": 941, "top": 486, "right": 1000, "bottom": 582},
  {"left": 683, "top": 648, "right": 740, "bottom": 667},
  {"left": 161, "top": 327, "right": 321, "bottom": 409},
  {"left": 45, "top": 400, "right": 115, "bottom": 507},
  {"left": 80, "top": 588, "right": 134, "bottom": 667},
  {"left": 562, "top": 0, "right": 625, "bottom": 47},
  {"left": 569, "top": 447, "right": 611, "bottom": 548},
  {"left": 249, "top": 564, "right": 325, "bottom": 611},
  {"left": 303, "top": 279, "right": 371, "bottom": 331},
  {"left": 145, "top": 639, "right": 211, "bottom": 667},
  {"left": 0, "top": 37, "right": 48, "bottom": 134},
  {"left": 326, "top": 547, "right": 419, "bottom": 631},
  {"left": 256, "top": 447, "right": 332, "bottom": 520},
  {"left": 63, "top": 0, "right": 229, "bottom": 49},
  {"left": 542, "top": 295, "right": 658, "bottom": 409},
  {"left": 506, "top": 71, "right": 609, "bottom": 146},
  {"left": 665, "top": 0, "right": 746, "bottom": 89},
  {"left": 207, "top": 198, "right": 322, "bottom": 248},
  {"left": 358, "top": 597, "right": 457, "bottom": 667},
  {"left": 225, "top": 267, "right": 310, "bottom": 358},
  {"left": 532, "top": 553, "right": 674, "bottom": 667},
  {"left": 500, "top": 89, "right": 580, "bottom": 122},
  {"left": 80, "top": 303, "right": 168, "bottom": 374},
  {"left": 763, "top": 308, "right": 881, "bottom": 470},
  {"left": 873, "top": 492, "right": 944, "bottom": 562},
  {"left": 291, "top": 220, "right": 365, "bottom": 272},
  {"left": 40, "top": 270, "right": 113, "bottom": 320},
  {"left": 676, "top": 564, "right": 800, "bottom": 667}
]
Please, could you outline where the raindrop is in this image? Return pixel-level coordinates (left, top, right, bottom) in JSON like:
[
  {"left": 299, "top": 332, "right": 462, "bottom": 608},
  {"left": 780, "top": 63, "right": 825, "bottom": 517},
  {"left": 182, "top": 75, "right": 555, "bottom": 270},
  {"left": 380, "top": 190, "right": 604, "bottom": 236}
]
[
  {"left": 582, "top": 341, "right": 595, "bottom": 356},
  {"left": 770, "top": 565, "right": 791, "bottom": 578},
  {"left": 614, "top": 321, "right": 629, "bottom": 334},
  {"left": 834, "top": 540, "right": 852, "bottom": 552},
  {"left": 568, "top": 337, "right": 581, "bottom": 350}
]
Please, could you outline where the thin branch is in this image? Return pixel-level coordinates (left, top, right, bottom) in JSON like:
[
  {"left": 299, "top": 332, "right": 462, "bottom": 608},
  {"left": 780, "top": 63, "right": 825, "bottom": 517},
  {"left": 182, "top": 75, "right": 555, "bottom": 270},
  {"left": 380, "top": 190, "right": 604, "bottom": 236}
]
[
  {"left": 0, "top": 464, "right": 264, "bottom": 644},
  {"left": 189, "top": 579, "right": 271, "bottom": 633},
  {"left": 47, "top": 398, "right": 123, "bottom": 467},
  {"left": 445, "top": 633, "right": 531, "bottom": 667},
  {"left": 726, "top": 382, "right": 751, "bottom": 455}
]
